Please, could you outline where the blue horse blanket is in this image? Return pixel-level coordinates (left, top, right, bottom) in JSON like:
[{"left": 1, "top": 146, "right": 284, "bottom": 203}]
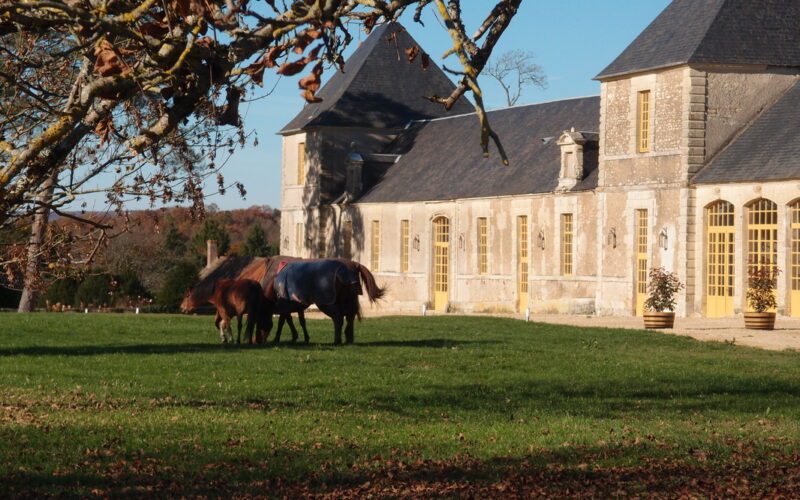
[{"left": 274, "top": 260, "right": 361, "bottom": 306}]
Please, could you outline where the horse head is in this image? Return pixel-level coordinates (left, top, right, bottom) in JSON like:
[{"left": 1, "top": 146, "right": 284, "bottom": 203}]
[{"left": 179, "top": 288, "right": 196, "bottom": 313}]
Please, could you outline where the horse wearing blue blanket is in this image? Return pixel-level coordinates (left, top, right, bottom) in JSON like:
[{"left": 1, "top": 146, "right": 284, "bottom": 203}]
[{"left": 263, "top": 258, "right": 385, "bottom": 345}]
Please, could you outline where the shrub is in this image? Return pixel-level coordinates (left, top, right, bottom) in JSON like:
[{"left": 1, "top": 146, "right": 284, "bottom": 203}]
[
  {"left": 157, "top": 260, "right": 200, "bottom": 312},
  {"left": 644, "top": 267, "right": 684, "bottom": 313},
  {"left": 74, "top": 273, "right": 113, "bottom": 308},
  {"left": 116, "top": 267, "right": 152, "bottom": 305},
  {"left": 41, "top": 277, "right": 80, "bottom": 308},
  {"left": 746, "top": 265, "right": 780, "bottom": 313}
]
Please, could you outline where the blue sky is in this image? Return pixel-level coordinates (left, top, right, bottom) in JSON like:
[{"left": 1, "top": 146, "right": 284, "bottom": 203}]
[{"left": 139, "top": 1, "right": 673, "bottom": 212}]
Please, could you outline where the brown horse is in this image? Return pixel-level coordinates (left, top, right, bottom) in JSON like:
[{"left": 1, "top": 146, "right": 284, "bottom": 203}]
[
  {"left": 262, "top": 258, "right": 385, "bottom": 345},
  {"left": 181, "top": 278, "right": 268, "bottom": 344}
]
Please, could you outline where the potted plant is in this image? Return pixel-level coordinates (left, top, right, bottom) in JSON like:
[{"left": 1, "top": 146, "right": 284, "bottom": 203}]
[
  {"left": 643, "top": 267, "right": 683, "bottom": 329},
  {"left": 744, "top": 265, "right": 780, "bottom": 330}
]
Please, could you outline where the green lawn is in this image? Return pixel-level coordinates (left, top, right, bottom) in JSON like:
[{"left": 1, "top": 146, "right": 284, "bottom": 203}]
[{"left": 1, "top": 313, "right": 799, "bottom": 497}]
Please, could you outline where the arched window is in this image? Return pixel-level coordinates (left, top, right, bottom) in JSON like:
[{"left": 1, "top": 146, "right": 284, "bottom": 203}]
[
  {"left": 706, "top": 201, "right": 735, "bottom": 317},
  {"left": 746, "top": 198, "right": 778, "bottom": 273}
]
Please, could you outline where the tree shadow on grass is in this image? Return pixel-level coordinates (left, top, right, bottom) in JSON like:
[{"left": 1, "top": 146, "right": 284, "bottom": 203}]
[
  {"left": 4, "top": 441, "right": 798, "bottom": 498},
  {"left": 353, "top": 339, "right": 498, "bottom": 348},
  {"left": 0, "top": 338, "right": 493, "bottom": 356},
  {"left": 0, "top": 343, "right": 266, "bottom": 357}
]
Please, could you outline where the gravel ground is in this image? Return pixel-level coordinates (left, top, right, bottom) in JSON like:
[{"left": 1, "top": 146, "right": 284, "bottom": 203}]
[{"left": 340, "top": 308, "right": 800, "bottom": 352}]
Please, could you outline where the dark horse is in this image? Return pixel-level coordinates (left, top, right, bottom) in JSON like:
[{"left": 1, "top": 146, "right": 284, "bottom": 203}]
[
  {"left": 181, "top": 279, "right": 268, "bottom": 344},
  {"left": 262, "top": 258, "right": 385, "bottom": 345}
]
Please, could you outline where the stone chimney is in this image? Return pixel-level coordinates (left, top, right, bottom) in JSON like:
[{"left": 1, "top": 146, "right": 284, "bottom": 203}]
[{"left": 206, "top": 239, "right": 218, "bottom": 268}]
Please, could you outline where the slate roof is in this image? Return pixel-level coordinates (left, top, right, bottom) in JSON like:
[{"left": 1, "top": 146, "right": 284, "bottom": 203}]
[
  {"left": 280, "top": 23, "right": 473, "bottom": 134},
  {"left": 356, "top": 96, "right": 600, "bottom": 203},
  {"left": 596, "top": 0, "right": 800, "bottom": 80},
  {"left": 693, "top": 80, "right": 800, "bottom": 184}
]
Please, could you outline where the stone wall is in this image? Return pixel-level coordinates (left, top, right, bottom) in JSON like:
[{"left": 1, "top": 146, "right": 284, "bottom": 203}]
[
  {"left": 600, "top": 67, "right": 685, "bottom": 187},
  {"left": 332, "top": 192, "right": 599, "bottom": 315}
]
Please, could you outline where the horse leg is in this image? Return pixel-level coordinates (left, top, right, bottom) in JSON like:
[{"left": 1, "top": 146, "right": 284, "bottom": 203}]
[
  {"left": 219, "top": 316, "right": 231, "bottom": 344},
  {"left": 332, "top": 314, "right": 344, "bottom": 346},
  {"left": 218, "top": 318, "right": 227, "bottom": 343},
  {"left": 257, "top": 310, "right": 272, "bottom": 344},
  {"left": 285, "top": 314, "right": 299, "bottom": 343},
  {"left": 245, "top": 313, "right": 256, "bottom": 345},
  {"left": 272, "top": 314, "right": 285, "bottom": 344},
  {"left": 344, "top": 313, "right": 356, "bottom": 344},
  {"left": 298, "top": 311, "right": 309, "bottom": 343},
  {"left": 236, "top": 314, "right": 244, "bottom": 344}
]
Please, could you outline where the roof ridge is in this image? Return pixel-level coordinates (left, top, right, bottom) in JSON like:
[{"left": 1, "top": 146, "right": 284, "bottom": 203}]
[
  {"left": 691, "top": 76, "right": 800, "bottom": 183},
  {"left": 406, "top": 94, "right": 601, "bottom": 126}
]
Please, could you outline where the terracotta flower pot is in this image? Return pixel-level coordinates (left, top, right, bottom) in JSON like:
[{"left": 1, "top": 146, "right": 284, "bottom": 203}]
[
  {"left": 643, "top": 311, "right": 675, "bottom": 329},
  {"left": 744, "top": 311, "right": 776, "bottom": 330}
]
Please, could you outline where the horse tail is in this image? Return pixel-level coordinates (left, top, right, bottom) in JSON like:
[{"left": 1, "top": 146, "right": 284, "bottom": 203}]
[{"left": 357, "top": 263, "right": 386, "bottom": 303}]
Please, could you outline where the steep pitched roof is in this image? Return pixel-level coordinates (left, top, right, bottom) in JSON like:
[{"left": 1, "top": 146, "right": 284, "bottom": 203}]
[
  {"left": 357, "top": 96, "right": 600, "bottom": 203},
  {"left": 693, "top": 80, "right": 800, "bottom": 184},
  {"left": 596, "top": 0, "right": 800, "bottom": 80},
  {"left": 280, "top": 23, "right": 472, "bottom": 134}
]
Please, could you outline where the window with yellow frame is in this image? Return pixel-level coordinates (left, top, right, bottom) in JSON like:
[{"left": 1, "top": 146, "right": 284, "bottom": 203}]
[
  {"left": 637, "top": 90, "right": 650, "bottom": 153},
  {"left": 477, "top": 217, "right": 488, "bottom": 275},
  {"left": 400, "top": 220, "right": 409, "bottom": 273},
  {"left": 561, "top": 213, "right": 573, "bottom": 276},
  {"left": 370, "top": 220, "right": 380, "bottom": 271},
  {"left": 297, "top": 142, "right": 306, "bottom": 185}
]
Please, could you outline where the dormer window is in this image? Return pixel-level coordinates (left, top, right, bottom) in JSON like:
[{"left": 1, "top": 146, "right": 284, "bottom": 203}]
[
  {"left": 637, "top": 90, "right": 651, "bottom": 153},
  {"left": 556, "top": 128, "right": 597, "bottom": 191}
]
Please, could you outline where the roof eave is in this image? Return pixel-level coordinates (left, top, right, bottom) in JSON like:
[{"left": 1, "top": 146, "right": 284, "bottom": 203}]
[{"left": 593, "top": 62, "right": 688, "bottom": 81}]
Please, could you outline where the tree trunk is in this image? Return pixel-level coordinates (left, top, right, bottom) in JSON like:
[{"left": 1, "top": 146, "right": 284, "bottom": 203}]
[{"left": 17, "top": 175, "right": 56, "bottom": 312}]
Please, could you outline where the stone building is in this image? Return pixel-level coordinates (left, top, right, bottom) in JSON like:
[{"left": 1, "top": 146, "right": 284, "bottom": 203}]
[{"left": 279, "top": 0, "right": 800, "bottom": 318}]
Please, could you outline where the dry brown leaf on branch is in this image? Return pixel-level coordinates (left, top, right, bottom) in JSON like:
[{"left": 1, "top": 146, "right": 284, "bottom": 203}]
[
  {"left": 277, "top": 43, "right": 321, "bottom": 77},
  {"left": 244, "top": 45, "right": 285, "bottom": 85},
  {"left": 300, "top": 88, "right": 323, "bottom": 103},
  {"left": 363, "top": 15, "right": 379, "bottom": 34},
  {"left": 138, "top": 21, "right": 169, "bottom": 39},
  {"left": 292, "top": 30, "right": 323, "bottom": 54},
  {"left": 93, "top": 40, "right": 131, "bottom": 77},
  {"left": 94, "top": 116, "right": 115, "bottom": 147},
  {"left": 276, "top": 59, "right": 309, "bottom": 77},
  {"left": 171, "top": 0, "right": 210, "bottom": 20},
  {"left": 303, "top": 45, "right": 322, "bottom": 64},
  {"left": 298, "top": 61, "right": 324, "bottom": 103},
  {"left": 405, "top": 45, "right": 420, "bottom": 63},
  {"left": 195, "top": 37, "right": 215, "bottom": 49}
]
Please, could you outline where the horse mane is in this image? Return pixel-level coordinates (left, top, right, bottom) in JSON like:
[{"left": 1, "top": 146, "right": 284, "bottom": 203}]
[
  {"left": 237, "top": 257, "right": 269, "bottom": 282},
  {"left": 192, "top": 256, "right": 256, "bottom": 303}
]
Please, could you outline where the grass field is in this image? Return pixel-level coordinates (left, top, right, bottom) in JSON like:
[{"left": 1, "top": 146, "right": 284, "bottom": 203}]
[{"left": 1, "top": 313, "right": 800, "bottom": 497}]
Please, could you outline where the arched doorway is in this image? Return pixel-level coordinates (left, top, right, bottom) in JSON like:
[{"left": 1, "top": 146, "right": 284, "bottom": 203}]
[
  {"left": 706, "top": 201, "right": 735, "bottom": 317},
  {"left": 432, "top": 217, "right": 450, "bottom": 311},
  {"left": 746, "top": 198, "right": 777, "bottom": 312}
]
